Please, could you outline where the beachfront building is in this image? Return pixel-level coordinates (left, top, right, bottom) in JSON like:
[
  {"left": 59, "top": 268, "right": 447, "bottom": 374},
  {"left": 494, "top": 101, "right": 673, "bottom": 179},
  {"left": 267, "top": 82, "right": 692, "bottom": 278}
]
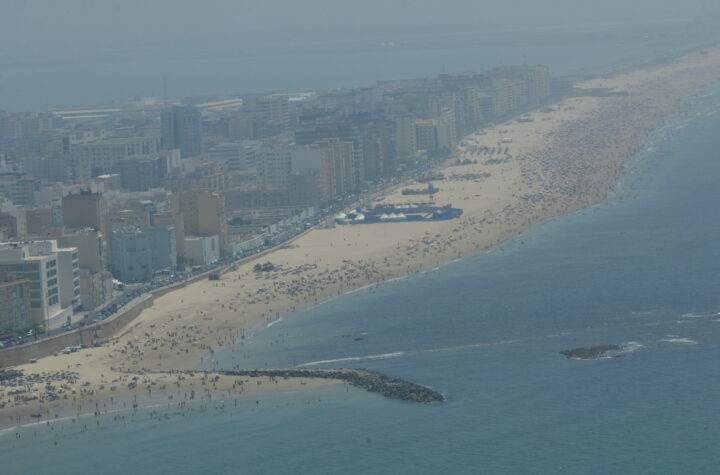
[
  {"left": 57, "top": 230, "right": 112, "bottom": 311},
  {"left": 415, "top": 119, "right": 452, "bottom": 155},
  {"left": 110, "top": 226, "right": 177, "bottom": 283},
  {"left": 152, "top": 211, "right": 186, "bottom": 268},
  {"left": 0, "top": 276, "right": 31, "bottom": 333},
  {"left": 171, "top": 189, "right": 230, "bottom": 257},
  {"left": 290, "top": 138, "right": 355, "bottom": 204},
  {"left": 53, "top": 244, "right": 81, "bottom": 311},
  {"left": 183, "top": 235, "right": 219, "bottom": 267},
  {"left": 0, "top": 241, "right": 78, "bottom": 330},
  {"left": 394, "top": 114, "right": 417, "bottom": 160}
]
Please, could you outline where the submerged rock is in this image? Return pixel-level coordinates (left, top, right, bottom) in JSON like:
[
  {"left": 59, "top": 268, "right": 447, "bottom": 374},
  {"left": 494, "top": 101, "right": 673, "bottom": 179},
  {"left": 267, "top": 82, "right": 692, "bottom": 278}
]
[{"left": 561, "top": 344, "right": 625, "bottom": 360}]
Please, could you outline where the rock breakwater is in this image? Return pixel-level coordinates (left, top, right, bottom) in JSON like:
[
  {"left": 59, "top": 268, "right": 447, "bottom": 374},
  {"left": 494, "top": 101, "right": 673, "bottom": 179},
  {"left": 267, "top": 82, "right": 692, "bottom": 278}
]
[{"left": 222, "top": 368, "right": 444, "bottom": 403}]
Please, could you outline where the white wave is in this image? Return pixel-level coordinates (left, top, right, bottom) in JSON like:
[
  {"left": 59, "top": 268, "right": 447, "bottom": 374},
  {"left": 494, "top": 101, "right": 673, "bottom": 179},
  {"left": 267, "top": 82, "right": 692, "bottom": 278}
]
[
  {"left": 298, "top": 352, "right": 406, "bottom": 367},
  {"left": 266, "top": 316, "right": 283, "bottom": 328},
  {"left": 681, "top": 313, "right": 710, "bottom": 319},
  {"left": 296, "top": 334, "right": 561, "bottom": 367},
  {"left": 620, "top": 341, "right": 646, "bottom": 354},
  {"left": 660, "top": 338, "right": 699, "bottom": 345},
  {"left": 422, "top": 339, "right": 524, "bottom": 354},
  {"left": 343, "top": 282, "right": 376, "bottom": 296}
]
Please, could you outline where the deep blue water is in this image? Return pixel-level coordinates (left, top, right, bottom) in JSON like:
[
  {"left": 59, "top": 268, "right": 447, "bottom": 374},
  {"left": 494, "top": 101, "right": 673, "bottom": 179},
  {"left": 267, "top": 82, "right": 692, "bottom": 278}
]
[{"left": 4, "top": 95, "right": 720, "bottom": 474}]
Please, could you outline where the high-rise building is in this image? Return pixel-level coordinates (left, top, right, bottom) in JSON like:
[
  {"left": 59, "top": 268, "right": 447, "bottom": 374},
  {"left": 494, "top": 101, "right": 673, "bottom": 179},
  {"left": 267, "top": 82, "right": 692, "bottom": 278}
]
[
  {"left": 0, "top": 275, "right": 31, "bottom": 333},
  {"left": 255, "top": 141, "right": 293, "bottom": 191},
  {"left": 183, "top": 235, "right": 219, "bottom": 267},
  {"left": 54, "top": 246, "right": 81, "bottom": 311},
  {"left": 243, "top": 95, "right": 296, "bottom": 127},
  {"left": 161, "top": 106, "right": 203, "bottom": 158},
  {"left": 57, "top": 230, "right": 105, "bottom": 274},
  {"left": 110, "top": 226, "right": 176, "bottom": 283},
  {"left": 110, "top": 228, "right": 152, "bottom": 283},
  {"left": 394, "top": 115, "right": 417, "bottom": 160},
  {"left": 115, "top": 157, "right": 166, "bottom": 191},
  {"left": 295, "top": 121, "right": 365, "bottom": 188},
  {"left": 62, "top": 189, "right": 106, "bottom": 234},
  {"left": 207, "top": 142, "right": 252, "bottom": 171},
  {"left": 152, "top": 211, "right": 185, "bottom": 267},
  {"left": 290, "top": 139, "right": 354, "bottom": 203},
  {"left": 0, "top": 241, "right": 78, "bottom": 329},
  {"left": 415, "top": 120, "right": 452, "bottom": 154},
  {"left": 0, "top": 172, "right": 38, "bottom": 205},
  {"left": 171, "top": 190, "right": 229, "bottom": 256},
  {"left": 69, "top": 137, "right": 161, "bottom": 182},
  {"left": 25, "top": 207, "right": 56, "bottom": 236},
  {"left": 58, "top": 230, "right": 111, "bottom": 311}
]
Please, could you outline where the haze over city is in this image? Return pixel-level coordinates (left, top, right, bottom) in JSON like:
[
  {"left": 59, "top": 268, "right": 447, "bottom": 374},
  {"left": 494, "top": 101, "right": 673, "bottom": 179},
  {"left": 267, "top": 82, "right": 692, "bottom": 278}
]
[{"left": 1, "top": 2, "right": 720, "bottom": 473}]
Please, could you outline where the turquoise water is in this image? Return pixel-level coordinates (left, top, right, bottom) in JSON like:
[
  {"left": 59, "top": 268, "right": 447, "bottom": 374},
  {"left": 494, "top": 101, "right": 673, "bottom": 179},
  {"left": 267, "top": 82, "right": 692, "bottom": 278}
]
[{"left": 4, "top": 100, "right": 720, "bottom": 473}]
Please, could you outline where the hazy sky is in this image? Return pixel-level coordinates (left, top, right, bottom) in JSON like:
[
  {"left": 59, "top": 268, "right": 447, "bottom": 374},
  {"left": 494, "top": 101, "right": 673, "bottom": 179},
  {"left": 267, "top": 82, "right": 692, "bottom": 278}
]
[
  {"left": 0, "top": 0, "right": 715, "bottom": 110},
  {"left": 0, "top": 0, "right": 710, "bottom": 63}
]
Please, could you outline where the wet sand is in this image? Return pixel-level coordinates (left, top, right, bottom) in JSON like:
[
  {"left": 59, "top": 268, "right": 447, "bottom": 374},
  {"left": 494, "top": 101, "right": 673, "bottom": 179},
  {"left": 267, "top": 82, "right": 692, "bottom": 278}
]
[{"left": 4, "top": 45, "right": 720, "bottom": 427}]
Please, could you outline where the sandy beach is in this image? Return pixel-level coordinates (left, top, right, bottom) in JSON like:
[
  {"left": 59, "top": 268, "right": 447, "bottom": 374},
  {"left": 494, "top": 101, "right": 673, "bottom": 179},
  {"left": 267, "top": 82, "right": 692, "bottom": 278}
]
[{"left": 4, "top": 45, "right": 720, "bottom": 428}]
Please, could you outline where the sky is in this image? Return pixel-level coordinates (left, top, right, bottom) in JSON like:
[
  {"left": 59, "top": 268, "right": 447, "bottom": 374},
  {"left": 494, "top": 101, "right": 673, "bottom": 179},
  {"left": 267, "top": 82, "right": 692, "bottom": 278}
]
[{"left": 0, "top": 0, "right": 711, "bottom": 64}]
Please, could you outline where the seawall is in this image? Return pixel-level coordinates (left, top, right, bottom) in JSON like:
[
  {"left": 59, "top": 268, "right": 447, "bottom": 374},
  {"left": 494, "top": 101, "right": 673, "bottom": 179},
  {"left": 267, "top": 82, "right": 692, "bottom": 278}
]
[{"left": 0, "top": 295, "right": 154, "bottom": 367}]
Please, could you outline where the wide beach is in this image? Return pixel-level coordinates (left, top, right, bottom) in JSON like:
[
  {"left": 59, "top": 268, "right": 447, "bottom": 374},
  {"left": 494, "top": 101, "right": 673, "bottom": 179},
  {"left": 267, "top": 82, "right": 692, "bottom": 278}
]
[{"left": 4, "top": 45, "right": 720, "bottom": 427}]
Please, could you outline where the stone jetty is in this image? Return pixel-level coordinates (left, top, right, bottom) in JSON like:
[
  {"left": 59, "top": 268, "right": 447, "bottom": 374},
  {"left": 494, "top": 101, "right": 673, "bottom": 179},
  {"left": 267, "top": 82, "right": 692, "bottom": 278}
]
[{"left": 222, "top": 368, "right": 444, "bottom": 403}]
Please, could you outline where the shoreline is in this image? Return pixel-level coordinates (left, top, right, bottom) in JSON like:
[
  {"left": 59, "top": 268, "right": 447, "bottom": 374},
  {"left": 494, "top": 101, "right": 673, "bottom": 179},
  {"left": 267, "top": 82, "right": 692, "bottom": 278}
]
[{"left": 4, "top": 45, "right": 720, "bottom": 424}]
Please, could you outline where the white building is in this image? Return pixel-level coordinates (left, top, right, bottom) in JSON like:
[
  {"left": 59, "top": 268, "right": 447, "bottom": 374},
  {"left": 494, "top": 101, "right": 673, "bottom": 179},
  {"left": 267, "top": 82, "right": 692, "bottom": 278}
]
[
  {"left": 183, "top": 235, "right": 220, "bottom": 267},
  {"left": 414, "top": 119, "right": 452, "bottom": 153},
  {"left": 0, "top": 240, "right": 79, "bottom": 329},
  {"left": 208, "top": 142, "right": 253, "bottom": 171},
  {"left": 54, "top": 246, "right": 81, "bottom": 310},
  {"left": 255, "top": 141, "right": 293, "bottom": 191},
  {"left": 394, "top": 115, "right": 416, "bottom": 160}
]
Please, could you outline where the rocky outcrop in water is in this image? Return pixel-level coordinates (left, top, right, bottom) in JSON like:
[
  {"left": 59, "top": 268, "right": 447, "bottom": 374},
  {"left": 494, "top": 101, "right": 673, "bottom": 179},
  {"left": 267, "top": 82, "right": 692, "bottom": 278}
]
[
  {"left": 561, "top": 344, "right": 624, "bottom": 360},
  {"left": 221, "top": 368, "right": 444, "bottom": 403}
]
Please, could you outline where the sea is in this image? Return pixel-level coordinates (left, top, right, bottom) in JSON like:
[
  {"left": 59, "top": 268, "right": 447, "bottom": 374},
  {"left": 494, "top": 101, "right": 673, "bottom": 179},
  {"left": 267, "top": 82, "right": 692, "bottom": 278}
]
[{"left": 4, "top": 62, "right": 720, "bottom": 475}]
